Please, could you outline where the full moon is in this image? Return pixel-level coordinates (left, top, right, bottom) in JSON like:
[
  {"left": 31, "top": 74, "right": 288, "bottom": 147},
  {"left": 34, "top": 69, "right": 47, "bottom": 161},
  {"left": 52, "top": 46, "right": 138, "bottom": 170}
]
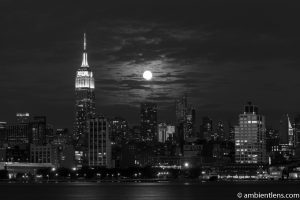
[{"left": 143, "top": 70, "right": 152, "bottom": 80}]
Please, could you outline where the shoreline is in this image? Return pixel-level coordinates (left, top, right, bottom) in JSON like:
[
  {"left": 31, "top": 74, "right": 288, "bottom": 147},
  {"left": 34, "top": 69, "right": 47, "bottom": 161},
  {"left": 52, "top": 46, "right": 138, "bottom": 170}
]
[{"left": 1, "top": 179, "right": 300, "bottom": 184}]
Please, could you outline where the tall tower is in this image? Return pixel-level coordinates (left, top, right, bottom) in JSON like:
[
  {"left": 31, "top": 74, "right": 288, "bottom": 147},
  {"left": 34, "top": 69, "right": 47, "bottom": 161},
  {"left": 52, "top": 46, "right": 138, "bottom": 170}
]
[
  {"left": 140, "top": 102, "right": 157, "bottom": 141},
  {"left": 175, "top": 95, "right": 196, "bottom": 141},
  {"left": 74, "top": 33, "right": 96, "bottom": 147},
  {"left": 234, "top": 102, "right": 267, "bottom": 164},
  {"left": 278, "top": 114, "right": 295, "bottom": 158},
  {"left": 279, "top": 114, "right": 295, "bottom": 146}
]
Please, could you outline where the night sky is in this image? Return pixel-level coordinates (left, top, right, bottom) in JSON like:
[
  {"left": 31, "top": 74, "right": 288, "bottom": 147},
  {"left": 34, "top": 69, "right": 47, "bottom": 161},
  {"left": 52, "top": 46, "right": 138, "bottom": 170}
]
[{"left": 1, "top": 0, "right": 300, "bottom": 130}]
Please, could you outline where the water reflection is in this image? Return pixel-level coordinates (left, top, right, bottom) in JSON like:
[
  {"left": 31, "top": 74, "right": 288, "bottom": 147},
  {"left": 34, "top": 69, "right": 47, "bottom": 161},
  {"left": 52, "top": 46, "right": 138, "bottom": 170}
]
[{"left": 0, "top": 182, "right": 298, "bottom": 200}]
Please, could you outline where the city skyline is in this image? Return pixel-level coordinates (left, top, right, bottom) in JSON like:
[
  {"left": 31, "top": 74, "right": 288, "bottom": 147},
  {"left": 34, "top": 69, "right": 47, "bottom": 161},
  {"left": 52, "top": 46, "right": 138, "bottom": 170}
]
[
  {"left": 1, "top": 2, "right": 300, "bottom": 197},
  {"left": 1, "top": 1, "right": 300, "bottom": 129}
]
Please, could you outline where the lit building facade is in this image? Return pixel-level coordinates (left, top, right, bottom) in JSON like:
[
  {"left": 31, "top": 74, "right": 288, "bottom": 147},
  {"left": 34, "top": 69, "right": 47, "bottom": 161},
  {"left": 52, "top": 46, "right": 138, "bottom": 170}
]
[
  {"left": 109, "top": 117, "right": 128, "bottom": 143},
  {"left": 31, "top": 116, "right": 46, "bottom": 145},
  {"left": 166, "top": 125, "right": 175, "bottom": 141},
  {"left": 212, "top": 121, "right": 225, "bottom": 141},
  {"left": 279, "top": 114, "right": 295, "bottom": 147},
  {"left": 74, "top": 33, "right": 96, "bottom": 146},
  {"left": 52, "top": 128, "right": 69, "bottom": 145},
  {"left": 0, "top": 122, "right": 7, "bottom": 147},
  {"left": 140, "top": 103, "right": 157, "bottom": 141},
  {"left": 87, "top": 117, "right": 111, "bottom": 168},
  {"left": 294, "top": 115, "right": 300, "bottom": 148},
  {"left": 274, "top": 114, "right": 296, "bottom": 159},
  {"left": 6, "top": 123, "right": 32, "bottom": 146},
  {"left": 234, "top": 102, "right": 267, "bottom": 164},
  {"left": 16, "top": 113, "right": 30, "bottom": 123},
  {"left": 186, "top": 107, "right": 196, "bottom": 138},
  {"left": 30, "top": 144, "right": 58, "bottom": 166},
  {"left": 158, "top": 123, "right": 167, "bottom": 143},
  {"left": 51, "top": 128, "right": 74, "bottom": 168},
  {"left": 158, "top": 123, "right": 175, "bottom": 143}
]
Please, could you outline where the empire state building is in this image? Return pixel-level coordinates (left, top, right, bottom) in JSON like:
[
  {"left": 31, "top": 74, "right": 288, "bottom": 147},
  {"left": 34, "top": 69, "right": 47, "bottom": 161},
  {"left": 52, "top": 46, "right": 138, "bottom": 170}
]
[{"left": 74, "top": 33, "right": 96, "bottom": 146}]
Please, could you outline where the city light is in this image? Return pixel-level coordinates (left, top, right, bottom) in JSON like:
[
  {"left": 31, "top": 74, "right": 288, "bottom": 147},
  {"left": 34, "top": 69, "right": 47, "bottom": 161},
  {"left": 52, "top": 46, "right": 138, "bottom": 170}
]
[
  {"left": 184, "top": 162, "right": 189, "bottom": 168},
  {"left": 0, "top": 6, "right": 299, "bottom": 195}
]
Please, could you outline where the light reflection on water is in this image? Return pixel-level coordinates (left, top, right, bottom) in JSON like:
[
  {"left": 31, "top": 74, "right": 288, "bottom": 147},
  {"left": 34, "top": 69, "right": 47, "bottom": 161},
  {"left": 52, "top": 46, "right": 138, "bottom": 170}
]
[
  {"left": 0, "top": 182, "right": 298, "bottom": 200},
  {"left": 60, "top": 182, "right": 199, "bottom": 200}
]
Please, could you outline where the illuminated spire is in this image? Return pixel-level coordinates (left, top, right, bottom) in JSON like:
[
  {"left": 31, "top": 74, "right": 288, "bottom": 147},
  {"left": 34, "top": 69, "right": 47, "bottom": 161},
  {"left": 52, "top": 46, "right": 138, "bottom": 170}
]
[{"left": 81, "top": 33, "right": 89, "bottom": 67}]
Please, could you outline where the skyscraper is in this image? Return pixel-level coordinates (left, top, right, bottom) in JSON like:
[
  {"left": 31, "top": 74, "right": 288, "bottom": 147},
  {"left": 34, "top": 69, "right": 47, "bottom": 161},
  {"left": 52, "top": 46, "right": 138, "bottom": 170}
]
[
  {"left": 158, "top": 122, "right": 167, "bottom": 143},
  {"left": 234, "top": 102, "right": 267, "bottom": 164},
  {"left": 176, "top": 95, "right": 188, "bottom": 124},
  {"left": 0, "top": 122, "right": 7, "bottom": 147},
  {"left": 228, "top": 123, "right": 235, "bottom": 142},
  {"left": 74, "top": 33, "right": 96, "bottom": 146},
  {"left": 6, "top": 123, "right": 32, "bottom": 146},
  {"left": 158, "top": 123, "right": 175, "bottom": 143},
  {"left": 294, "top": 115, "right": 300, "bottom": 147},
  {"left": 31, "top": 116, "right": 46, "bottom": 145},
  {"left": 140, "top": 103, "right": 157, "bottom": 141},
  {"left": 109, "top": 117, "right": 128, "bottom": 143},
  {"left": 276, "top": 114, "right": 295, "bottom": 159},
  {"left": 200, "top": 117, "right": 213, "bottom": 141},
  {"left": 279, "top": 114, "right": 295, "bottom": 147},
  {"left": 87, "top": 117, "right": 111, "bottom": 168},
  {"left": 175, "top": 95, "right": 196, "bottom": 140},
  {"left": 215, "top": 121, "right": 225, "bottom": 141}
]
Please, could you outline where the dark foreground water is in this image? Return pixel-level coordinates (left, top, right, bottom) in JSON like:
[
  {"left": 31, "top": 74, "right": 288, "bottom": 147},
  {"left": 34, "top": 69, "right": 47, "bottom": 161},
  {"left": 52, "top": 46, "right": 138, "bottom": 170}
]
[{"left": 0, "top": 181, "right": 299, "bottom": 200}]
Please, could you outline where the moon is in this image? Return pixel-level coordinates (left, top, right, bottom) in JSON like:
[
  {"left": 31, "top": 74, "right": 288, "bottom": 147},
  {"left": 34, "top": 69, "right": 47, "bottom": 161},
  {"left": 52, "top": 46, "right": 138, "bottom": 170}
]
[{"left": 143, "top": 70, "right": 152, "bottom": 80}]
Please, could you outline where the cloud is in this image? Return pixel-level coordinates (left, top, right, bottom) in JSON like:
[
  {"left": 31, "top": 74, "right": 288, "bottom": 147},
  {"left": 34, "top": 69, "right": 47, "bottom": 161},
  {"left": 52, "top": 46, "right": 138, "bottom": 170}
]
[{"left": 2, "top": 1, "right": 300, "bottom": 128}]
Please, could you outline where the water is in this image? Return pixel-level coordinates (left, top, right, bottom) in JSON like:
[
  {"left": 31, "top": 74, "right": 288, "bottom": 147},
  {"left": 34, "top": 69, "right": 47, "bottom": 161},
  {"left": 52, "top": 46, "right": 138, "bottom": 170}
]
[{"left": 0, "top": 182, "right": 299, "bottom": 200}]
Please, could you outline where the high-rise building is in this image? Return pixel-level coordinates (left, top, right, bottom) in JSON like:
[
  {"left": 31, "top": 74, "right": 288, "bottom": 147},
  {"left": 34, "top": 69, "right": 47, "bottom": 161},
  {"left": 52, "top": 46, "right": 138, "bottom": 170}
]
[
  {"left": 279, "top": 114, "right": 295, "bottom": 147},
  {"left": 30, "top": 144, "right": 58, "bottom": 166},
  {"left": 294, "top": 115, "right": 300, "bottom": 147},
  {"left": 200, "top": 117, "right": 213, "bottom": 141},
  {"left": 140, "top": 103, "right": 157, "bottom": 141},
  {"left": 16, "top": 113, "right": 30, "bottom": 123},
  {"left": 158, "top": 123, "right": 175, "bottom": 143},
  {"left": 186, "top": 107, "right": 196, "bottom": 138},
  {"left": 87, "top": 117, "right": 111, "bottom": 168},
  {"left": 6, "top": 123, "right": 32, "bottom": 146},
  {"left": 176, "top": 95, "right": 188, "bottom": 124},
  {"left": 228, "top": 122, "right": 235, "bottom": 142},
  {"left": 275, "top": 114, "right": 295, "bottom": 159},
  {"left": 31, "top": 116, "right": 46, "bottom": 145},
  {"left": 5, "top": 144, "right": 30, "bottom": 162},
  {"left": 0, "top": 122, "right": 7, "bottom": 147},
  {"left": 158, "top": 123, "right": 167, "bottom": 143},
  {"left": 6, "top": 116, "right": 50, "bottom": 147},
  {"left": 234, "top": 102, "right": 267, "bottom": 164},
  {"left": 166, "top": 125, "right": 175, "bottom": 141},
  {"left": 74, "top": 33, "right": 96, "bottom": 146},
  {"left": 45, "top": 124, "right": 54, "bottom": 144},
  {"left": 175, "top": 95, "right": 196, "bottom": 141},
  {"left": 51, "top": 129, "right": 74, "bottom": 169},
  {"left": 109, "top": 117, "right": 128, "bottom": 143},
  {"left": 214, "top": 121, "right": 225, "bottom": 141},
  {"left": 52, "top": 128, "right": 70, "bottom": 145}
]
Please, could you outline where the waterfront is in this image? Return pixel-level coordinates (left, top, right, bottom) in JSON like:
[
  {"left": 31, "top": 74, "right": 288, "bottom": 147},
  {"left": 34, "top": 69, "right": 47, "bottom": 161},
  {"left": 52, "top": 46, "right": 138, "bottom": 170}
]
[{"left": 0, "top": 182, "right": 299, "bottom": 200}]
